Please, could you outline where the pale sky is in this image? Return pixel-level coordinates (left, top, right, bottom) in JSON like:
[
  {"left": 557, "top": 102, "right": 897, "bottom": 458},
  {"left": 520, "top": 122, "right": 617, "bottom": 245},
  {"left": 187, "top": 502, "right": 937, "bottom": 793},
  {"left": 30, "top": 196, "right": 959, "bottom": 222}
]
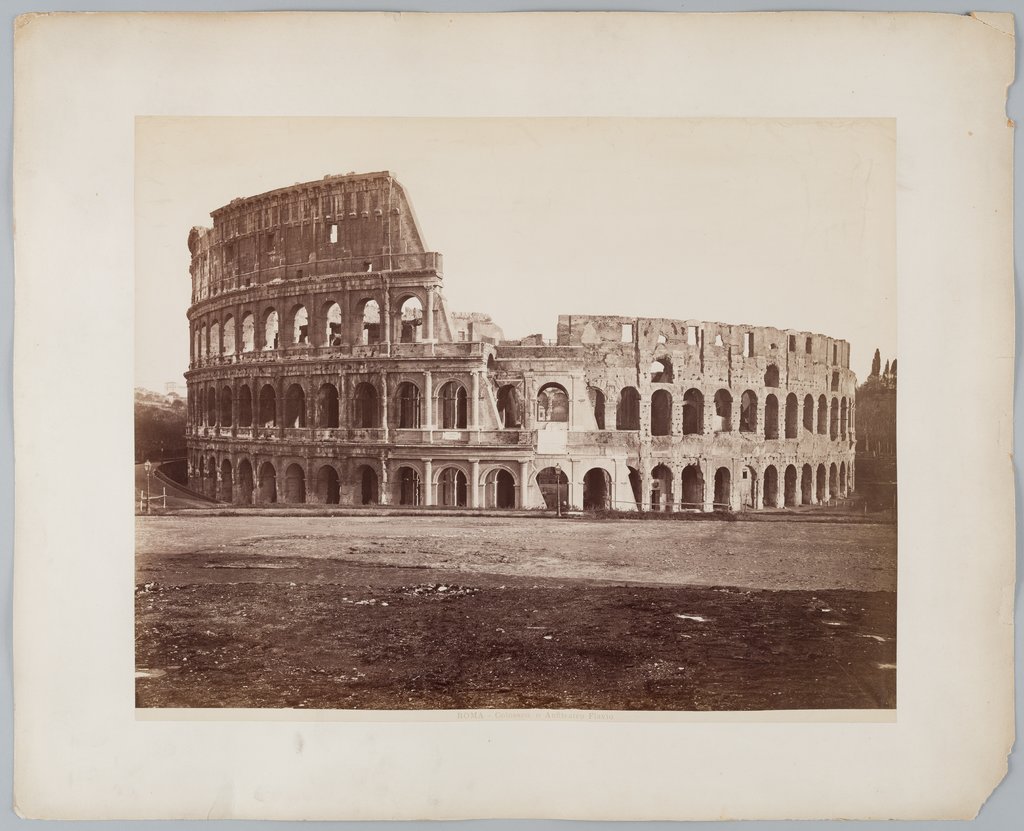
[{"left": 135, "top": 117, "right": 895, "bottom": 391}]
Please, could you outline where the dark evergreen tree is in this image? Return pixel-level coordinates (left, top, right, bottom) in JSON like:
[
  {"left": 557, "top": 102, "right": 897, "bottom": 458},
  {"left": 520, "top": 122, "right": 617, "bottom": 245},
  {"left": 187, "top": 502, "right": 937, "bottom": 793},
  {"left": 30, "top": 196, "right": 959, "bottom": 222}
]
[{"left": 871, "top": 348, "right": 881, "bottom": 378}]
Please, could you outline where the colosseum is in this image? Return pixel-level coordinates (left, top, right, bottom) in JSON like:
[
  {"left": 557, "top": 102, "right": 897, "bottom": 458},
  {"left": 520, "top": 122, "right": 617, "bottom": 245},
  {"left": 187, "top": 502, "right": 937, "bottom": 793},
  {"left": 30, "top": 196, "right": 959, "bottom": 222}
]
[{"left": 185, "top": 171, "right": 856, "bottom": 513}]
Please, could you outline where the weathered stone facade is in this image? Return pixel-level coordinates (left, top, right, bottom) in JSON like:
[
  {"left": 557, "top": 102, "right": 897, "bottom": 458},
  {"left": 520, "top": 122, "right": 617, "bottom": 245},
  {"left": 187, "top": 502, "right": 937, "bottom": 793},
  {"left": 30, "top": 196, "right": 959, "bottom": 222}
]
[{"left": 185, "top": 171, "right": 856, "bottom": 511}]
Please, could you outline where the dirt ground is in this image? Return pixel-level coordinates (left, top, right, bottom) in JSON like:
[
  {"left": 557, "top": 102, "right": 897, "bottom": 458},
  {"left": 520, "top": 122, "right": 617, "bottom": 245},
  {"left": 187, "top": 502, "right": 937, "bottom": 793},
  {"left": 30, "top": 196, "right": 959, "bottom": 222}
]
[{"left": 135, "top": 515, "right": 896, "bottom": 711}]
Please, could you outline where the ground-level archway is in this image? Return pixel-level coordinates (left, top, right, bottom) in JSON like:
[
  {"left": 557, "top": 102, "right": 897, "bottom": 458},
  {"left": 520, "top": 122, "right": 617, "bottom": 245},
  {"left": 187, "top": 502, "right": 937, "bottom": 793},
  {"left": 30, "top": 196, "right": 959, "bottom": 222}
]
[
  {"left": 235, "top": 459, "right": 254, "bottom": 505},
  {"left": 356, "top": 464, "right": 379, "bottom": 505},
  {"left": 437, "top": 466, "right": 468, "bottom": 508},
  {"left": 680, "top": 464, "right": 703, "bottom": 509},
  {"left": 316, "top": 464, "right": 340, "bottom": 504},
  {"left": 284, "top": 463, "right": 306, "bottom": 503},
  {"left": 583, "top": 467, "right": 612, "bottom": 511},
  {"left": 800, "top": 464, "right": 813, "bottom": 505},
  {"left": 784, "top": 464, "right": 798, "bottom": 507},
  {"left": 257, "top": 461, "right": 277, "bottom": 504},
  {"left": 484, "top": 468, "right": 517, "bottom": 509},
  {"left": 397, "top": 466, "right": 421, "bottom": 506},
  {"left": 763, "top": 465, "right": 779, "bottom": 508},
  {"left": 536, "top": 467, "right": 568, "bottom": 510},
  {"left": 650, "top": 463, "right": 673, "bottom": 511},
  {"left": 714, "top": 467, "right": 731, "bottom": 508}
]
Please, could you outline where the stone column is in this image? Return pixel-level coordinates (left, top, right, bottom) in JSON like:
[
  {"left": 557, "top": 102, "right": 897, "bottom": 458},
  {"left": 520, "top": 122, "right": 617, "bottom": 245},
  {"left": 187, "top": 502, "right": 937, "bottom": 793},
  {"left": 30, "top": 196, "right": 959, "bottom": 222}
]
[
  {"left": 518, "top": 459, "right": 530, "bottom": 508},
  {"left": 471, "top": 370, "right": 480, "bottom": 431},
  {"left": 425, "top": 287, "right": 435, "bottom": 342},
  {"left": 703, "top": 392, "right": 716, "bottom": 435},
  {"left": 470, "top": 459, "right": 480, "bottom": 508},
  {"left": 702, "top": 460, "right": 715, "bottom": 512},
  {"left": 423, "top": 458, "right": 434, "bottom": 506},
  {"left": 276, "top": 377, "right": 285, "bottom": 438},
  {"left": 380, "top": 371, "right": 389, "bottom": 440},
  {"left": 379, "top": 454, "right": 390, "bottom": 505},
  {"left": 424, "top": 371, "right": 433, "bottom": 435}
]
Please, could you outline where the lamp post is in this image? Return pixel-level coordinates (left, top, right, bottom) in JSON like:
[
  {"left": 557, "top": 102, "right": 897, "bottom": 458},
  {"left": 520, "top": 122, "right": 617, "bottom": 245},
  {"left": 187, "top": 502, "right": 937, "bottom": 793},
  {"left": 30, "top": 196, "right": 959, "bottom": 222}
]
[
  {"left": 555, "top": 462, "right": 562, "bottom": 518},
  {"left": 144, "top": 460, "right": 152, "bottom": 514}
]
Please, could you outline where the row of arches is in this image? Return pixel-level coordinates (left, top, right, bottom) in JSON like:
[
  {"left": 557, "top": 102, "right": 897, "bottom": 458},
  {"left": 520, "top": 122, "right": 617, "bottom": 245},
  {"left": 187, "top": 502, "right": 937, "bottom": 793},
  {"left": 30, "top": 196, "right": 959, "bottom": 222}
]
[{"left": 191, "top": 292, "right": 434, "bottom": 361}]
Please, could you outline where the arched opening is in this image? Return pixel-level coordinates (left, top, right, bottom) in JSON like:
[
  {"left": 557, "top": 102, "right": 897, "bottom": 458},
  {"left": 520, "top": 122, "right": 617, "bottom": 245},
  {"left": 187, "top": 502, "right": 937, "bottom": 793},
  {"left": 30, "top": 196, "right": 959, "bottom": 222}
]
[
  {"left": 284, "top": 463, "right": 306, "bottom": 503},
  {"left": 485, "top": 468, "right": 517, "bottom": 509},
  {"left": 803, "top": 394, "right": 815, "bottom": 432},
  {"left": 194, "top": 328, "right": 202, "bottom": 361},
  {"left": 537, "top": 383, "right": 569, "bottom": 423},
  {"left": 437, "top": 467, "right": 467, "bottom": 508},
  {"left": 817, "top": 395, "right": 828, "bottom": 434},
  {"left": 816, "top": 463, "right": 827, "bottom": 502},
  {"left": 238, "top": 385, "right": 253, "bottom": 427},
  {"left": 785, "top": 393, "right": 798, "bottom": 439},
  {"left": 651, "top": 463, "right": 673, "bottom": 511},
  {"left": 829, "top": 463, "right": 839, "bottom": 500},
  {"left": 840, "top": 461, "right": 848, "bottom": 496},
  {"left": 651, "top": 389, "right": 672, "bottom": 436},
  {"left": 649, "top": 357, "right": 673, "bottom": 383},
  {"left": 257, "top": 462, "right": 277, "bottom": 504},
  {"left": 397, "top": 466, "right": 421, "bottom": 506},
  {"left": 209, "top": 322, "right": 221, "bottom": 356},
  {"left": 583, "top": 468, "right": 612, "bottom": 511},
  {"left": 616, "top": 386, "right": 640, "bottom": 430},
  {"left": 800, "top": 464, "right": 813, "bottom": 505},
  {"left": 439, "top": 381, "right": 468, "bottom": 429},
  {"left": 317, "top": 383, "right": 339, "bottom": 428},
  {"left": 353, "top": 382, "right": 379, "bottom": 428},
  {"left": 764, "top": 394, "right": 779, "bottom": 439},
  {"left": 291, "top": 305, "right": 309, "bottom": 345},
  {"left": 588, "top": 386, "right": 606, "bottom": 430},
  {"left": 682, "top": 388, "right": 704, "bottom": 434},
  {"left": 840, "top": 397, "right": 848, "bottom": 438},
  {"left": 627, "top": 466, "right": 642, "bottom": 509},
  {"left": 397, "top": 296, "right": 424, "bottom": 343},
  {"left": 323, "top": 301, "right": 343, "bottom": 346},
  {"left": 359, "top": 299, "right": 381, "bottom": 344},
  {"left": 763, "top": 465, "right": 779, "bottom": 508},
  {"left": 220, "top": 386, "right": 232, "bottom": 427},
  {"left": 198, "top": 325, "right": 207, "bottom": 358},
  {"left": 741, "top": 465, "right": 758, "bottom": 509},
  {"left": 831, "top": 371, "right": 839, "bottom": 392},
  {"left": 713, "top": 467, "right": 731, "bottom": 508},
  {"left": 357, "top": 464, "right": 379, "bottom": 505},
  {"left": 536, "top": 467, "right": 568, "bottom": 511},
  {"left": 497, "top": 384, "right": 522, "bottom": 428},
  {"left": 396, "top": 382, "right": 421, "bottom": 429},
  {"left": 236, "top": 459, "right": 254, "bottom": 505},
  {"left": 222, "top": 316, "right": 236, "bottom": 355},
  {"left": 764, "top": 364, "right": 780, "bottom": 388},
  {"left": 316, "top": 465, "right": 340, "bottom": 504},
  {"left": 680, "top": 464, "right": 703, "bottom": 508},
  {"left": 285, "top": 384, "right": 306, "bottom": 428},
  {"left": 784, "top": 465, "right": 798, "bottom": 507},
  {"left": 830, "top": 397, "right": 839, "bottom": 440},
  {"left": 714, "top": 389, "right": 733, "bottom": 432},
  {"left": 241, "top": 313, "right": 255, "bottom": 352},
  {"left": 217, "top": 458, "right": 232, "bottom": 502},
  {"left": 262, "top": 309, "right": 279, "bottom": 351},
  {"left": 739, "top": 390, "right": 758, "bottom": 433},
  {"left": 258, "top": 385, "right": 277, "bottom": 428}
]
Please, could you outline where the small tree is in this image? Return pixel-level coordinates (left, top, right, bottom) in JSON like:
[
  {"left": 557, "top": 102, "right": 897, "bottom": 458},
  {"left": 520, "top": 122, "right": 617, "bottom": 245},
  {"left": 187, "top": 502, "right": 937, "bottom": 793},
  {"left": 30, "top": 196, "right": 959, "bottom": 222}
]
[{"left": 870, "top": 348, "right": 881, "bottom": 378}]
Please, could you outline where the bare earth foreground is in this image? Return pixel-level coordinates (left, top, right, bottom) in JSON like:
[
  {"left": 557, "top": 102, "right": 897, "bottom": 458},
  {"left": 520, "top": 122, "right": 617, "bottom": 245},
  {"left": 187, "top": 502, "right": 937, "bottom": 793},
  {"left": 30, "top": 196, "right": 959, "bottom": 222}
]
[{"left": 136, "top": 516, "right": 896, "bottom": 710}]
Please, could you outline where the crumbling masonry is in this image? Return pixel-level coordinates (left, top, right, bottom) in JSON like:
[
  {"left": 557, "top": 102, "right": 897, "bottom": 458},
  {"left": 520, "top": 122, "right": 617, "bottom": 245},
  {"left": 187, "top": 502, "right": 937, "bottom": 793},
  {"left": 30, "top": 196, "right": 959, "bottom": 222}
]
[{"left": 185, "top": 172, "right": 856, "bottom": 511}]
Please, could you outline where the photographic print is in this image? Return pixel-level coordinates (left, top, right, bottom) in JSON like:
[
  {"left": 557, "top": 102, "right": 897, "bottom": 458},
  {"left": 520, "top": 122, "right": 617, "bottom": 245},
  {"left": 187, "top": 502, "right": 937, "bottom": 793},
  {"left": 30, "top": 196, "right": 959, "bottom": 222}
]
[{"left": 134, "top": 117, "right": 897, "bottom": 712}]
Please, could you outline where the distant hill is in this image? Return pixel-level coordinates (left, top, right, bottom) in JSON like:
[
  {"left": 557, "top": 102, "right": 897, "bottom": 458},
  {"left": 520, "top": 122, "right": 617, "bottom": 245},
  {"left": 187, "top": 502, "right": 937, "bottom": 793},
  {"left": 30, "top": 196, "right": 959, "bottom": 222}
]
[{"left": 135, "top": 387, "right": 187, "bottom": 463}]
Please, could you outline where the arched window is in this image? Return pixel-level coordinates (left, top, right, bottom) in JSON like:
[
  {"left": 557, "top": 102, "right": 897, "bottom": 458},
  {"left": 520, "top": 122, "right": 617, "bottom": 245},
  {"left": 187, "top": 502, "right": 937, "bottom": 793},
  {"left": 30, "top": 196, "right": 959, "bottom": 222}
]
[
  {"left": 764, "top": 364, "right": 780, "bottom": 388},
  {"left": 650, "top": 357, "right": 673, "bottom": 383},
  {"left": 651, "top": 389, "right": 672, "bottom": 436},
  {"left": 537, "top": 383, "right": 569, "bottom": 423},
  {"left": 198, "top": 324, "right": 208, "bottom": 358},
  {"left": 396, "top": 382, "right": 421, "bottom": 429},
  {"left": 360, "top": 299, "right": 381, "bottom": 345},
  {"left": 353, "top": 382, "right": 379, "bottom": 428},
  {"left": 803, "top": 394, "right": 815, "bottom": 432},
  {"left": 714, "top": 389, "right": 733, "bottom": 432},
  {"left": 840, "top": 397, "right": 848, "bottom": 438},
  {"left": 222, "top": 316, "right": 236, "bottom": 355},
  {"left": 739, "top": 390, "right": 758, "bottom": 433},
  {"left": 219, "top": 386, "right": 232, "bottom": 427},
  {"left": 206, "top": 386, "right": 217, "bottom": 425},
  {"left": 785, "top": 393, "right": 798, "bottom": 438},
  {"left": 241, "top": 313, "right": 255, "bottom": 353},
  {"left": 291, "top": 305, "right": 309, "bottom": 345},
  {"left": 497, "top": 384, "right": 522, "bottom": 428},
  {"left": 397, "top": 296, "right": 423, "bottom": 343},
  {"left": 238, "top": 385, "right": 253, "bottom": 427},
  {"left": 616, "top": 386, "right": 640, "bottom": 430},
  {"left": 830, "top": 397, "right": 839, "bottom": 439},
  {"left": 588, "top": 386, "right": 606, "bottom": 430},
  {"left": 258, "top": 385, "right": 277, "bottom": 428},
  {"left": 209, "top": 321, "right": 220, "bottom": 356},
  {"left": 285, "top": 384, "right": 306, "bottom": 428},
  {"left": 817, "top": 394, "right": 828, "bottom": 434},
  {"left": 323, "top": 301, "right": 343, "bottom": 346},
  {"left": 317, "top": 383, "right": 339, "bottom": 428},
  {"left": 831, "top": 371, "right": 839, "bottom": 392},
  {"left": 682, "top": 388, "right": 704, "bottom": 435},
  {"left": 262, "top": 309, "right": 279, "bottom": 350},
  {"left": 438, "top": 467, "right": 468, "bottom": 507},
  {"left": 439, "top": 381, "right": 468, "bottom": 429},
  {"left": 764, "top": 393, "right": 779, "bottom": 439}
]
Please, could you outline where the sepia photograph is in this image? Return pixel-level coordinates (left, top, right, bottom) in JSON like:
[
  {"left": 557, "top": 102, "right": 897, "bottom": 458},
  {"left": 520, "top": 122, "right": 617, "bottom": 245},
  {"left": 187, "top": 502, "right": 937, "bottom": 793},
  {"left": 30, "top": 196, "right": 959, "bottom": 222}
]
[{"left": 134, "top": 116, "right": 898, "bottom": 712}]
